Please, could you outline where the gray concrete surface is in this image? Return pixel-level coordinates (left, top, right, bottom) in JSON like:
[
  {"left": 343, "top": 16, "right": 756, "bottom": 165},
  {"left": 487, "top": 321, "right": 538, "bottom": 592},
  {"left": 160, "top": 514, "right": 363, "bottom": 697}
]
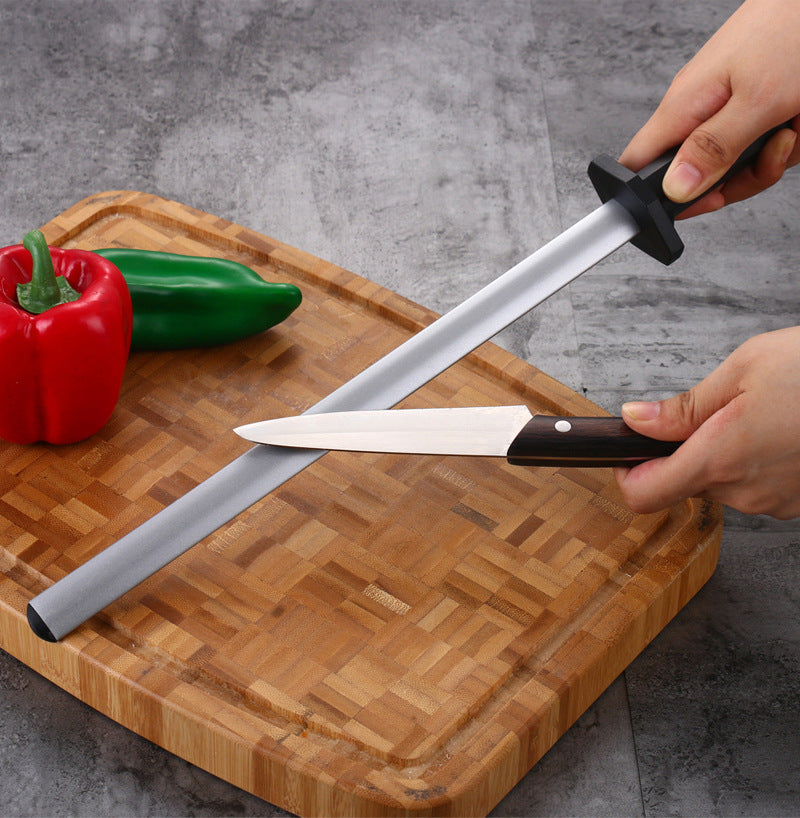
[{"left": 1, "top": 1, "right": 799, "bottom": 815}]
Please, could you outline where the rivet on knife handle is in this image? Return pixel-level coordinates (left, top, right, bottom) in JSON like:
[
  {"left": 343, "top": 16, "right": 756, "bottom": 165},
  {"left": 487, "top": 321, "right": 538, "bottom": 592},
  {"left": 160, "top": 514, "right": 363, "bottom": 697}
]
[{"left": 506, "top": 416, "right": 680, "bottom": 467}]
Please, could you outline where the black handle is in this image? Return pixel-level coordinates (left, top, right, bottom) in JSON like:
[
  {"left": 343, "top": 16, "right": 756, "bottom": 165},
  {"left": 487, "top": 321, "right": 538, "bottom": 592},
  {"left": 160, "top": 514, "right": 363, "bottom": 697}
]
[
  {"left": 588, "top": 122, "right": 793, "bottom": 265},
  {"left": 505, "top": 416, "right": 680, "bottom": 468}
]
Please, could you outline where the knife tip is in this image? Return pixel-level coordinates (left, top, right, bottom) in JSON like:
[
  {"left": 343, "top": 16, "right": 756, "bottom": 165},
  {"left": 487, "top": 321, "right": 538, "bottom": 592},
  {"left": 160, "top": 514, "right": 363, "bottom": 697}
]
[{"left": 233, "top": 423, "right": 257, "bottom": 442}]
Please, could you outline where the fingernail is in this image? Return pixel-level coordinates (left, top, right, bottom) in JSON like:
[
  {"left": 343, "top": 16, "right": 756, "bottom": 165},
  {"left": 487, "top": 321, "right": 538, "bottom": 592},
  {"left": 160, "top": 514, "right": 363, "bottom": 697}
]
[
  {"left": 622, "top": 401, "right": 661, "bottom": 422},
  {"left": 663, "top": 161, "right": 703, "bottom": 201},
  {"left": 780, "top": 130, "right": 797, "bottom": 165}
]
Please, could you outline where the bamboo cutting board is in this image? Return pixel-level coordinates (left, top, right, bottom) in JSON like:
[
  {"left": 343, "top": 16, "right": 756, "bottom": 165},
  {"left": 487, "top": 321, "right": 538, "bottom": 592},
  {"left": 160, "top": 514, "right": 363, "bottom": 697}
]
[{"left": 0, "top": 192, "right": 722, "bottom": 817}]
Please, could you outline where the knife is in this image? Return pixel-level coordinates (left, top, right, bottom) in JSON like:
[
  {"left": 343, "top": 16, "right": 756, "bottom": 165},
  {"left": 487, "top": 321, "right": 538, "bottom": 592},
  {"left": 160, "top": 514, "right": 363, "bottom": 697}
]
[
  {"left": 27, "top": 126, "right": 789, "bottom": 642},
  {"left": 234, "top": 406, "right": 680, "bottom": 467}
]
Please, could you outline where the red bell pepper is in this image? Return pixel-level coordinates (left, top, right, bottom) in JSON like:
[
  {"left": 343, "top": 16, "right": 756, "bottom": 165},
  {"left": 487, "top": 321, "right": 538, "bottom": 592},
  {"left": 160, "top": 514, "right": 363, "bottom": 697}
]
[{"left": 0, "top": 230, "right": 132, "bottom": 444}]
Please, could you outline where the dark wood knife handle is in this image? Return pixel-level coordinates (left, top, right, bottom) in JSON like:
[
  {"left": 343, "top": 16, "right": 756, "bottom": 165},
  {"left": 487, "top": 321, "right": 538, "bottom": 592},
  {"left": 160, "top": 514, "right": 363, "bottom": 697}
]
[{"left": 506, "top": 416, "right": 680, "bottom": 467}]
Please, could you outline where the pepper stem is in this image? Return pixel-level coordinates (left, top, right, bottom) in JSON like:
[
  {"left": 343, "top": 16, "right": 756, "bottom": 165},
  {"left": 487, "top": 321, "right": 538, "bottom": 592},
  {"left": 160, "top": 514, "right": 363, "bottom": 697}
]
[{"left": 17, "top": 230, "right": 80, "bottom": 314}]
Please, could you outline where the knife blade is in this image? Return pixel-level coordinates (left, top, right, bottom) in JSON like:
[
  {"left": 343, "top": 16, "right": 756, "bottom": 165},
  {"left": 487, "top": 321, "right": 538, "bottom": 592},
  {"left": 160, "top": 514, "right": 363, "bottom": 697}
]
[
  {"left": 27, "top": 126, "right": 788, "bottom": 642},
  {"left": 234, "top": 406, "right": 680, "bottom": 467}
]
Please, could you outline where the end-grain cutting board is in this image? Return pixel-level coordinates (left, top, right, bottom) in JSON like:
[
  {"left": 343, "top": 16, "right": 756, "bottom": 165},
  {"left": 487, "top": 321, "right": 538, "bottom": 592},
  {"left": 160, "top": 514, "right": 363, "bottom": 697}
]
[{"left": 0, "top": 191, "right": 722, "bottom": 817}]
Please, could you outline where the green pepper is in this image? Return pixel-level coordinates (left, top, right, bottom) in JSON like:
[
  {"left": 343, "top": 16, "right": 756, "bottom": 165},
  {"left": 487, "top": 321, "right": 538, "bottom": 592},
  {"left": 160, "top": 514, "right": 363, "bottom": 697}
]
[{"left": 95, "top": 249, "right": 302, "bottom": 350}]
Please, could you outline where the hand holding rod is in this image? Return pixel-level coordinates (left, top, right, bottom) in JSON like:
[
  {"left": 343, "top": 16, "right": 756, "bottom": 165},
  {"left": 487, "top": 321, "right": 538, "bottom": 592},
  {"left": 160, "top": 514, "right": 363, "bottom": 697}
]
[{"left": 588, "top": 122, "right": 792, "bottom": 264}]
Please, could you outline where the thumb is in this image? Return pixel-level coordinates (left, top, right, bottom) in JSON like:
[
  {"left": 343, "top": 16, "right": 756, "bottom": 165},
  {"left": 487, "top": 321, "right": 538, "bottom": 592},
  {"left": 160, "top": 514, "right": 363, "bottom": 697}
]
[
  {"left": 621, "top": 393, "right": 701, "bottom": 442},
  {"left": 662, "top": 100, "right": 775, "bottom": 202},
  {"left": 621, "top": 361, "right": 743, "bottom": 442},
  {"left": 616, "top": 359, "right": 746, "bottom": 514}
]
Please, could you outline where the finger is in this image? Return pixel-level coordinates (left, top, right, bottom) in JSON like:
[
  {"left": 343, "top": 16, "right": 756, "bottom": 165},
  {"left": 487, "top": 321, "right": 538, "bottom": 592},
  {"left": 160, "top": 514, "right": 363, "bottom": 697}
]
[
  {"left": 615, "top": 433, "right": 710, "bottom": 514},
  {"left": 711, "top": 127, "right": 797, "bottom": 206},
  {"left": 615, "top": 400, "right": 742, "bottom": 514},
  {"left": 788, "top": 115, "right": 800, "bottom": 166},
  {"left": 619, "top": 63, "right": 731, "bottom": 171},
  {"left": 621, "top": 354, "right": 744, "bottom": 443},
  {"left": 620, "top": 116, "right": 691, "bottom": 172},
  {"left": 673, "top": 128, "right": 796, "bottom": 218},
  {"left": 662, "top": 98, "right": 780, "bottom": 202},
  {"left": 620, "top": 98, "right": 707, "bottom": 172}
]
